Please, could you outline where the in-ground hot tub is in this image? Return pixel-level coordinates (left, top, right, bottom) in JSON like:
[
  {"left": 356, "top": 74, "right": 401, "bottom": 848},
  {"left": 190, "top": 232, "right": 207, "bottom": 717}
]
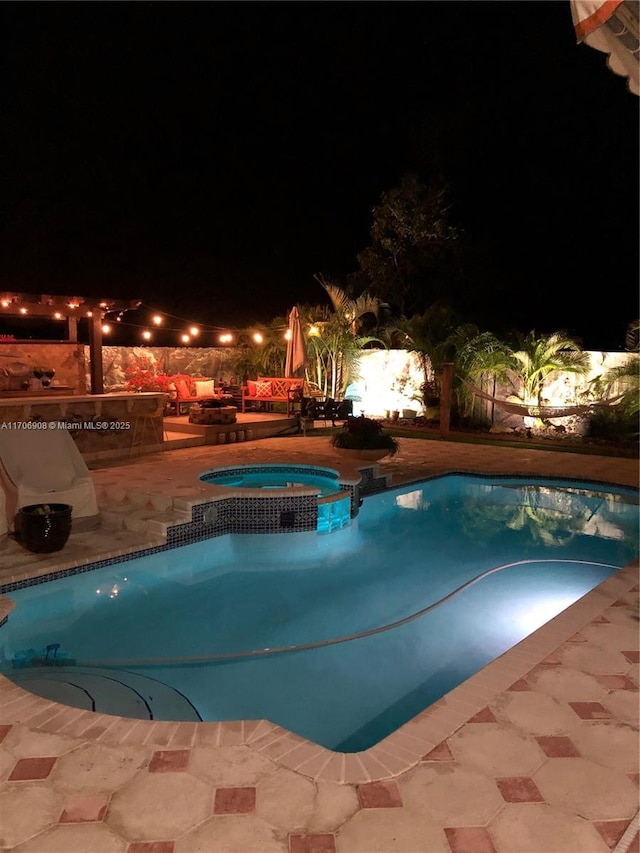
[
  {"left": 199, "top": 464, "right": 355, "bottom": 532},
  {"left": 201, "top": 464, "right": 342, "bottom": 495}
]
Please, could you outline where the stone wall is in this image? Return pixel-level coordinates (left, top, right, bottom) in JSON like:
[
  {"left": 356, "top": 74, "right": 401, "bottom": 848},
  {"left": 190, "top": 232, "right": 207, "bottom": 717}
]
[
  {"left": 0, "top": 342, "right": 87, "bottom": 393},
  {"left": 91, "top": 346, "right": 240, "bottom": 392},
  {"left": 0, "top": 393, "right": 167, "bottom": 458}
]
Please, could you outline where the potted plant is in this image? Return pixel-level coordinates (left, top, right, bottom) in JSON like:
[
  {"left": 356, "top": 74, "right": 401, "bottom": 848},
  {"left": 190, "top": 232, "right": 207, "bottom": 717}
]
[
  {"left": 330, "top": 415, "right": 400, "bottom": 461},
  {"left": 16, "top": 503, "right": 73, "bottom": 553}
]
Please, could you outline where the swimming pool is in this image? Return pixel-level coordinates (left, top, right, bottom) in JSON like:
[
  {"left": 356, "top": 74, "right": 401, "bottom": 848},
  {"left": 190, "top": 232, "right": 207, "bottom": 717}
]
[{"left": 2, "top": 474, "right": 637, "bottom": 751}]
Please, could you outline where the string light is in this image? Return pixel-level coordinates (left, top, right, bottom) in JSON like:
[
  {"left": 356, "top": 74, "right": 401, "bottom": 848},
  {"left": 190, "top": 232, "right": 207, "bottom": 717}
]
[{"left": 26, "top": 301, "right": 292, "bottom": 346}]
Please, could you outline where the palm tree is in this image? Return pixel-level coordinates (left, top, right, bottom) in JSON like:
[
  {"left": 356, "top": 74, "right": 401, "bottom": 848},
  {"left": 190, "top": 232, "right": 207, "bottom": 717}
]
[
  {"left": 596, "top": 354, "right": 640, "bottom": 418},
  {"left": 308, "top": 276, "right": 385, "bottom": 398},
  {"left": 255, "top": 316, "right": 289, "bottom": 376},
  {"left": 505, "top": 330, "right": 591, "bottom": 410},
  {"left": 391, "top": 301, "right": 493, "bottom": 407},
  {"left": 229, "top": 317, "right": 288, "bottom": 381}
]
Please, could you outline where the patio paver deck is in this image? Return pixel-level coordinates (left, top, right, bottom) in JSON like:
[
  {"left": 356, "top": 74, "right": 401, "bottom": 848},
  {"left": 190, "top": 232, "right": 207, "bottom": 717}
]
[{"left": 0, "top": 435, "right": 638, "bottom": 852}]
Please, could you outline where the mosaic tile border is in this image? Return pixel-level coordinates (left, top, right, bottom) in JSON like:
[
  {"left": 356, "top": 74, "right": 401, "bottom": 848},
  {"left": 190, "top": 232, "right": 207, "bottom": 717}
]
[
  {"left": 1, "top": 470, "right": 636, "bottom": 596},
  {"left": 200, "top": 463, "right": 342, "bottom": 483}
]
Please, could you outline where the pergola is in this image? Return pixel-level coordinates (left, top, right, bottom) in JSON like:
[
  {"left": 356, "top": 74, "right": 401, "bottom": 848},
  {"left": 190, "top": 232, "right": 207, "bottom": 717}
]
[{"left": 0, "top": 292, "right": 141, "bottom": 394}]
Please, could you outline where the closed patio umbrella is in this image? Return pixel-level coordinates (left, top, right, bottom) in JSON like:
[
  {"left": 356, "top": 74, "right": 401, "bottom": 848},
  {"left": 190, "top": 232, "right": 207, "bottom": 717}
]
[
  {"left": 570, "top": 0, "right": 639, "bottom": 94},
  {"left": 284, "top": 306, "right": 308, "bottom": 378}
]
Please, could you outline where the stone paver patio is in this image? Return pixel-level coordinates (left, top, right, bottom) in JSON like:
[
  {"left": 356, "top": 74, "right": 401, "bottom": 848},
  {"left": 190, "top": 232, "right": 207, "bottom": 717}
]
[{"left": 0, "top": 434, "right": 638, "bottom": 852}]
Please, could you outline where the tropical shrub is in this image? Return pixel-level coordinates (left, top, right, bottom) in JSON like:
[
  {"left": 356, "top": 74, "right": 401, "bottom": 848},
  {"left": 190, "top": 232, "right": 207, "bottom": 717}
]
[{"left": 331, "top": 415, "right": 399, "bottom": 455}]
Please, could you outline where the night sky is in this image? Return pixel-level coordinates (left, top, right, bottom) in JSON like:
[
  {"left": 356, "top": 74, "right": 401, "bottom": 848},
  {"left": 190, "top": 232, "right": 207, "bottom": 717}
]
[{"left": 1, "top": 2, "right": 638, "bottom": 349}]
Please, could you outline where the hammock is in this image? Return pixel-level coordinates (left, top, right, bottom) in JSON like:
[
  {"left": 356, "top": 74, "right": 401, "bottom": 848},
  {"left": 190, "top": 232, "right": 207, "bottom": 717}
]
[{"left": 461, "top": 379, "right": 625, "bottom": 419}]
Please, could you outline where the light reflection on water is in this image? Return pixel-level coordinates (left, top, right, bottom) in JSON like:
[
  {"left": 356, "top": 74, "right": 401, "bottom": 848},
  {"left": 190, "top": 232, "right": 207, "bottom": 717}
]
[{"left": 2, "top": 475, "right": 637, "bottom": 751}]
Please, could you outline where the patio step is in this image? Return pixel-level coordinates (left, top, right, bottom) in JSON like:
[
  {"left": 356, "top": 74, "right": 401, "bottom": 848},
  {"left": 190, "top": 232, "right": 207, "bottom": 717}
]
[{"left": 96, "top": 483, "right": 191, "bottom": 534}]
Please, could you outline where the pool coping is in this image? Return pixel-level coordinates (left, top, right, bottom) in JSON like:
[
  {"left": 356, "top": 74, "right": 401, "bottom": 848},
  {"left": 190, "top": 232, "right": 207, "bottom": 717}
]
[
  {"left": 1, "top": 557, "right": 637, "bottom": 785},
  {"left": 0, "top": 458, "right": 388, "bottom": 592}
]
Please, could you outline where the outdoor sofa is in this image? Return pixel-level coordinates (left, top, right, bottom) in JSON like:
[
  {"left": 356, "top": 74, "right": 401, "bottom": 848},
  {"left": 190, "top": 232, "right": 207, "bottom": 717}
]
[
  {"left": 166, "top": 377, "right": 227, "bottom": 416},
  {"left": 241, "top": 377, "right": 308, "bottom": 415}
]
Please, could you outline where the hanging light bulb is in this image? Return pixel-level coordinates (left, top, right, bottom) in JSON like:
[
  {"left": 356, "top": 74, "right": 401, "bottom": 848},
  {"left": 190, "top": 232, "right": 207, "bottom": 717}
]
[
  {"left": 252, "top": 332, "right": 264, "bottom": 344},
  {"left": 181, "top": 333, "right": 190, "bottom": 344},
  {"left": 102, "top": 323, "right": 112, "bottom": 334},
  {"left": 152, "top": 315, "right": 163, "bottom": 325},
  {"left": 142, "top": 330, "right": 152, "bottom": 341},
  {"left": 189, "top": 326, "right": 199, "bottom": 337}
]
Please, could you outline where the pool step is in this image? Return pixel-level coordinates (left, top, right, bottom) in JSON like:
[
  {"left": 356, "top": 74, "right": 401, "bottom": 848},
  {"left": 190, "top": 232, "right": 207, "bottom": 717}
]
[
  {"left": 8, "top": 666, "right": 201, "bottom": 721},
  {"left": 94, "top": 482, "right": 192, "bottom": 537}
]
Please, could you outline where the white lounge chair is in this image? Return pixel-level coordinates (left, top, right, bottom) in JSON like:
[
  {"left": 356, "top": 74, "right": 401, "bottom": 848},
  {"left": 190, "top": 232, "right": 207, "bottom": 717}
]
[
  {"left": 0, "top": 428, "right": 100, "bottom": 533},
  {"left": 0, "top": 483, "right": 7, "bottom": 549}
]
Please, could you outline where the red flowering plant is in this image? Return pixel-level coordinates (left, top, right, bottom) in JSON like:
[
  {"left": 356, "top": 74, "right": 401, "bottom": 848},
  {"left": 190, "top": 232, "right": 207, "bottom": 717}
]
[{"left": 125, "top": 356, "right": 173, "bottom": 393}]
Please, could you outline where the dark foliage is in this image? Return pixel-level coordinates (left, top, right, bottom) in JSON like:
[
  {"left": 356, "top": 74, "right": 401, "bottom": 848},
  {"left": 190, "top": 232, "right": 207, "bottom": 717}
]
[{"left": 330, "top": 415, "right": 399, "bottom": 455}]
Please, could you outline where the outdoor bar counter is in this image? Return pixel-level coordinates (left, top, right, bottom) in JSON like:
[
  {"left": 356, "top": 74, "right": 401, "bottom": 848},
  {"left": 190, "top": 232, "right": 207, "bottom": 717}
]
[{"left": 0, "top": 392, "right": 168, "bottom": 458}]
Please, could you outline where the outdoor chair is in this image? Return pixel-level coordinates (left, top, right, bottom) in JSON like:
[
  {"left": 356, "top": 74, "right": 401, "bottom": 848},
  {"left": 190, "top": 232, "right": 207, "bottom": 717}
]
[
  {"left": 0, "top": 428, "right": 100, "bottom": 533},
  {"left": 0, "top": 484, "right": 7, "bottom": 549},
  {"left": 301, "top": 397, "right": 352, "bottom": 426}
]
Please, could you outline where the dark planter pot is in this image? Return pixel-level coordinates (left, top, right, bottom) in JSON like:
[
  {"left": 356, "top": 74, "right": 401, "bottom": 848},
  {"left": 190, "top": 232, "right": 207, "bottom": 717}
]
[{"left": 16, "top": 503, "right": 73, "bottom": 554}]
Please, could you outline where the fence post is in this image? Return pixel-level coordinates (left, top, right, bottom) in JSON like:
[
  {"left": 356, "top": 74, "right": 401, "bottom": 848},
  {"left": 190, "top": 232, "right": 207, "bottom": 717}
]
[{"left": 440, "top": 362, "right": 454, "bottom": 438}]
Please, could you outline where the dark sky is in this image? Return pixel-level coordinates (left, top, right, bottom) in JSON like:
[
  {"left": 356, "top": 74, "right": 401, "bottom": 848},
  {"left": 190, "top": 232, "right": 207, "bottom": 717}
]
[{"left": 1, "top": 2, "right": 638, "bottom": 349}]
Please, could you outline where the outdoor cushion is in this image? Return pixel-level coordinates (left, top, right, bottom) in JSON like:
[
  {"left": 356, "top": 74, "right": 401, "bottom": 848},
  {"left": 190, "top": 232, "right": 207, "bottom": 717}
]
[
  {"left": 175, "top": 379, "right": 191, "bottom": 399},
  {"left": 255, "top": 381, "right": 272, "bottom": 397},
  {"left": 194, "top": 379, "right": 215, "bottom": 397},
  {"left": 246, "top": 380, "right": 258, "bottom": 396}
]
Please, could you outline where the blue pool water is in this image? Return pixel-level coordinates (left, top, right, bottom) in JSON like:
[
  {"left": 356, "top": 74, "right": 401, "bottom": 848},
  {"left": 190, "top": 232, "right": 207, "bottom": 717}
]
[
  {"left": 200, "top": 464, "right": 342, "bottom": 496},
  {"left": 2, "top": 475, "right": 638, "bottom": 751}
]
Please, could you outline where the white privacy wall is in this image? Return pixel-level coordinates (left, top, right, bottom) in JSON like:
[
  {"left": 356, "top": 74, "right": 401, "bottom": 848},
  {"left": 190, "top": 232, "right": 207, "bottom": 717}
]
[{"left": 352, "top": 350, "right": 631, "bottom": 421}]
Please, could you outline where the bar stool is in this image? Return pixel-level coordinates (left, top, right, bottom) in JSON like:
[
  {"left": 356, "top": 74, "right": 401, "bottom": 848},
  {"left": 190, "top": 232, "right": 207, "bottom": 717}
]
[{"left": 129, "top": 399, "right": 167, "bottom": 456}]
